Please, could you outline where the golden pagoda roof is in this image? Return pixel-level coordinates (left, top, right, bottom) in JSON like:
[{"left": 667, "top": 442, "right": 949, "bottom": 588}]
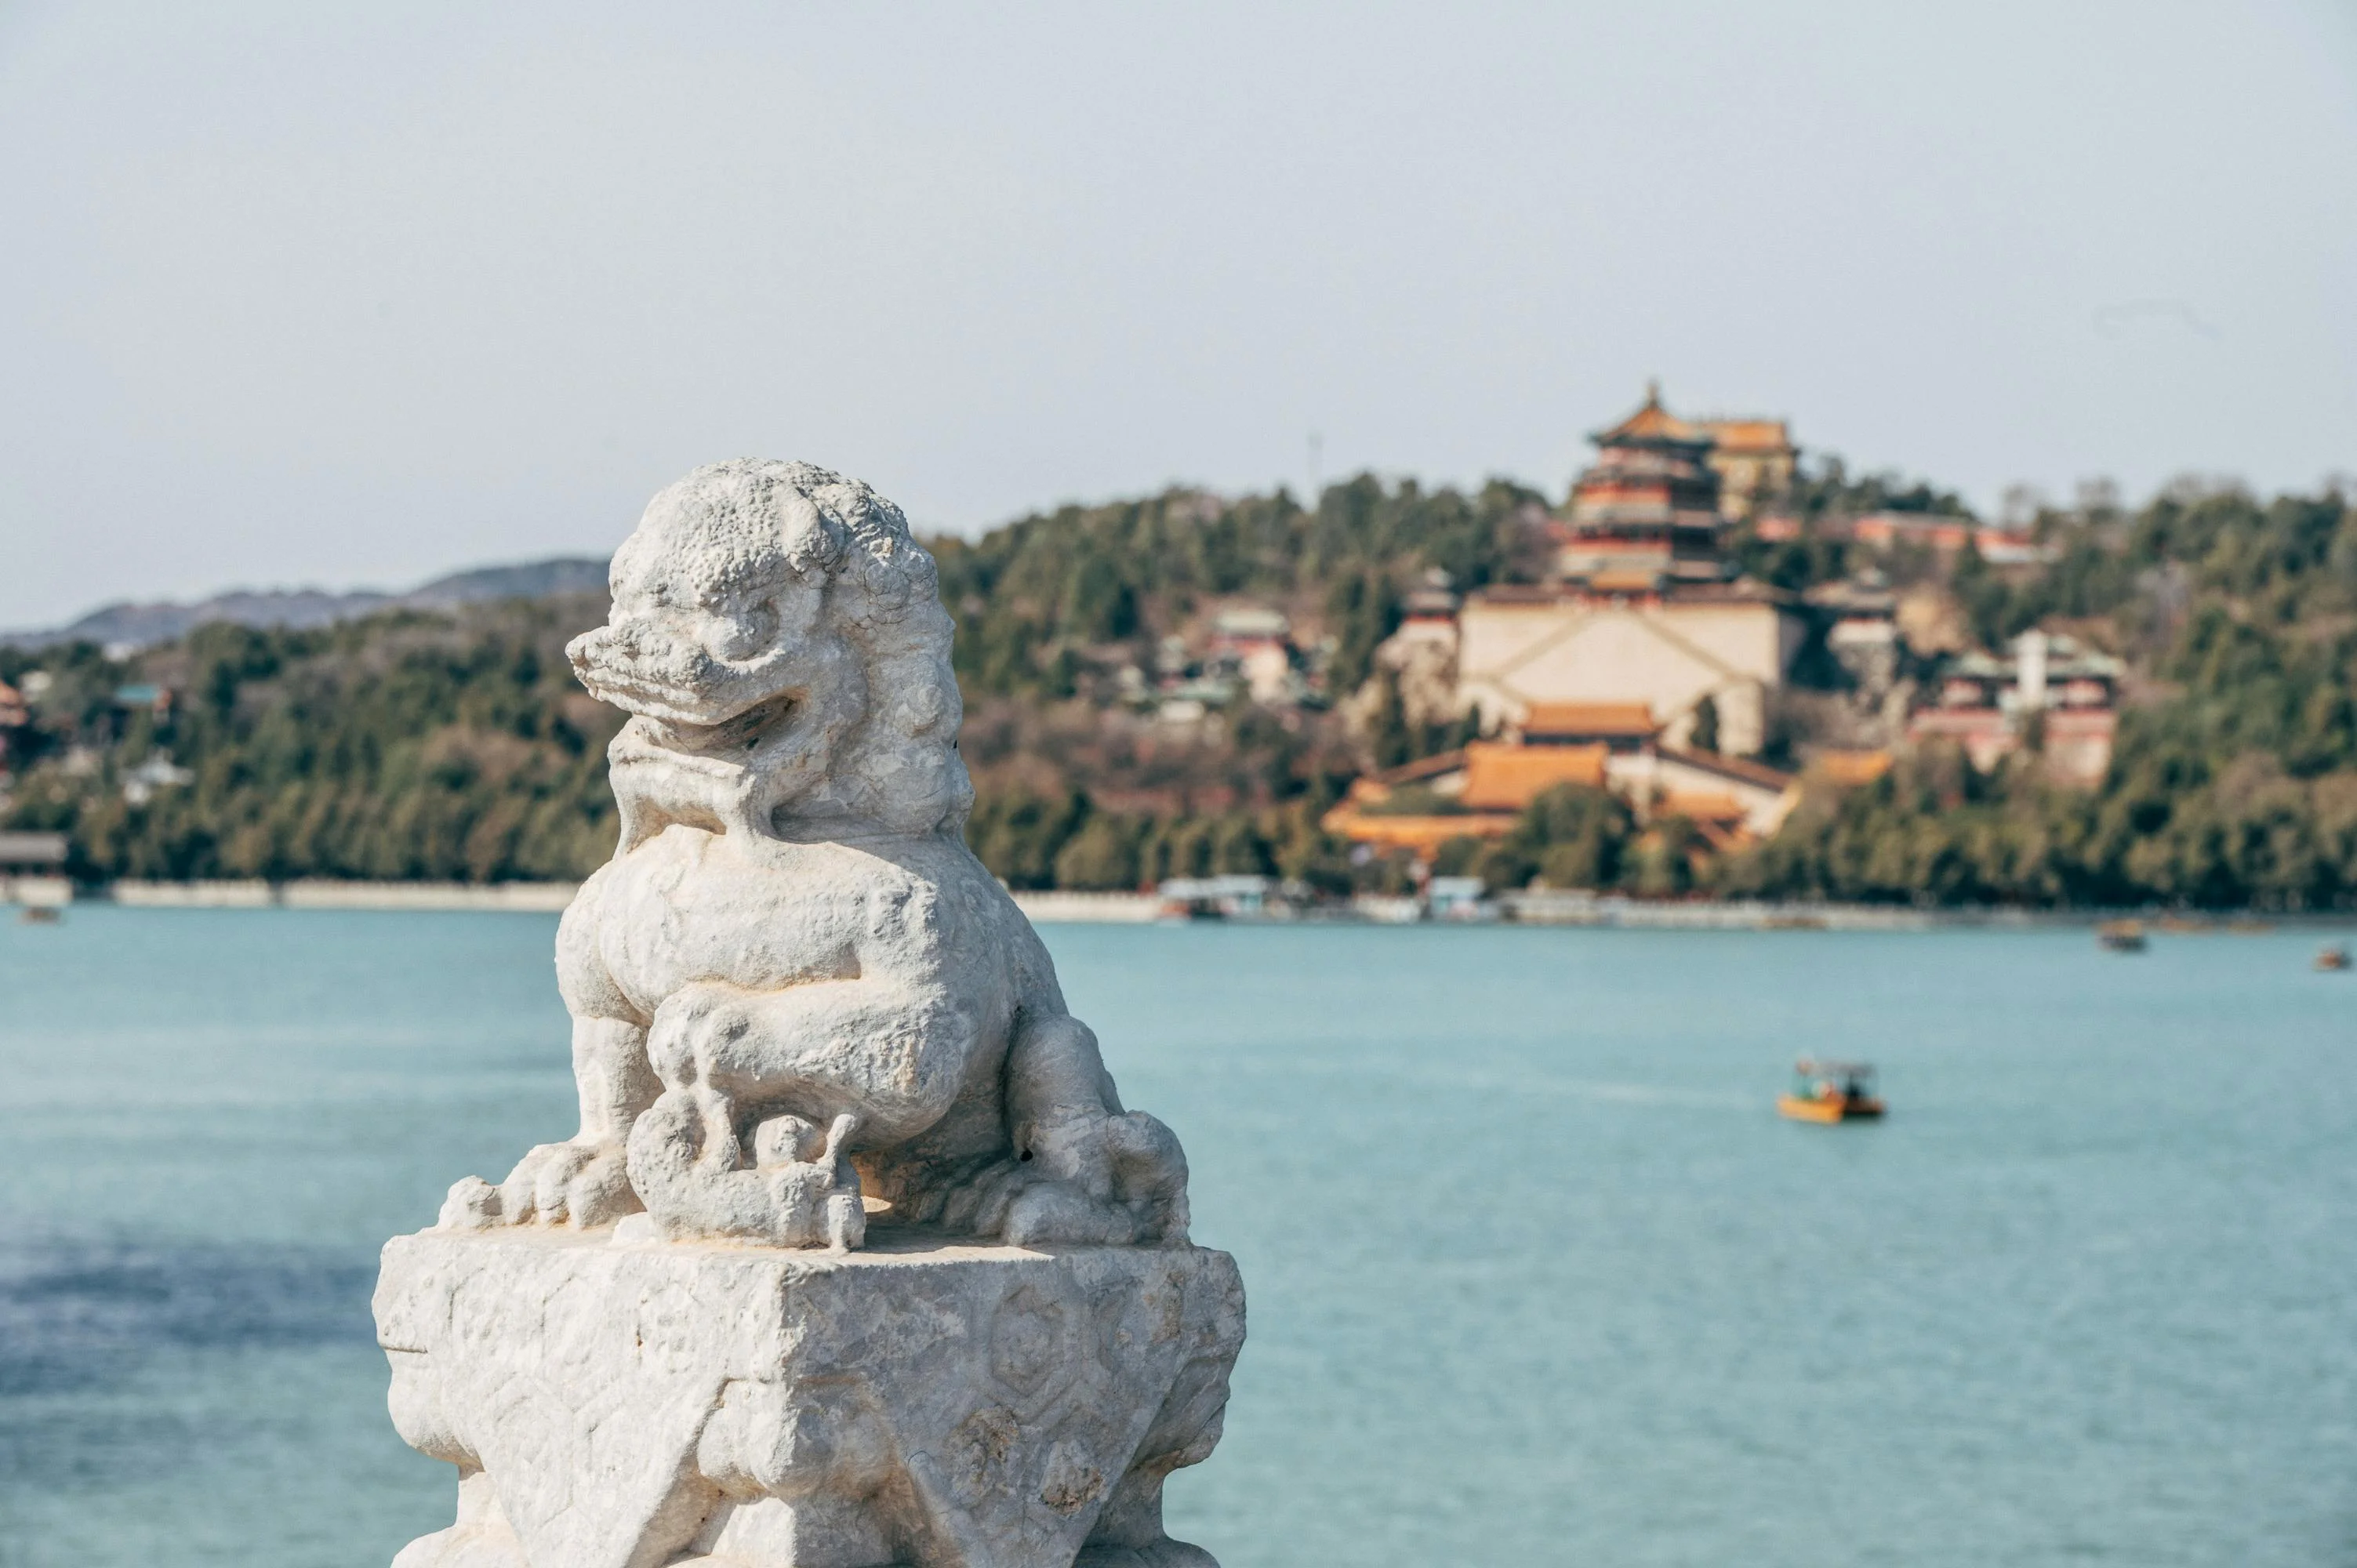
[{"left": 1592, "top": 381, "right": 1708, "bottom": 448}]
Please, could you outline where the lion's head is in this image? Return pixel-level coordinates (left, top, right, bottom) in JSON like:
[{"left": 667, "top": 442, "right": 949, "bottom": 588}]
[{"left": 569, "top": 459, "right": 971, "bottom": 849}]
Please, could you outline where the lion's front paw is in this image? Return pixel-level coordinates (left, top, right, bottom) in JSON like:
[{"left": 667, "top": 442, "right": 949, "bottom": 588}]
[
  {"left": 445, "top": 1140, "right": 640, "bottom": 1231},
  {"left": 752, "top": 1112, "right": 867, "bottom": 1251},
  {"left": 626, "top": 1097, "right": 866, "bottom": 1250}
]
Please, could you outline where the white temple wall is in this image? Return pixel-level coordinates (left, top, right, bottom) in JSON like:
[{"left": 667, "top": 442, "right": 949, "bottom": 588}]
[{"left": 1455, "top": 598, "right": 1794, "bottom": 757}]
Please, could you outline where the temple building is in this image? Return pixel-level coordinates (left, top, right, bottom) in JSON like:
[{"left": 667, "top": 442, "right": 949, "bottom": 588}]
[
  {"left": 1451, "top": 576, "right": 1800, "bottom": 757},
  {"left": 1906, "top": 629, "right": 2120, "bottom": 786},
  {"left": 1550, "top": 383, "right": 1730, "bottom": 587},
  {"left": 1548, "top": 385, "right": 1800, "bottom": 579},
  {"left": 1368, "top": 385, "right": 1809, "bottom": 760},
  {"left": 1321, "top": 717, "right": 1800, "bottom": 862}
]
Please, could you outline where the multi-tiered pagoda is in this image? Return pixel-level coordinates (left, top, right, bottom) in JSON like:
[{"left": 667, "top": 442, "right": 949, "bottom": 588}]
[{"left": 1553, "top": 383, "right": 1730, "bottom": 590}]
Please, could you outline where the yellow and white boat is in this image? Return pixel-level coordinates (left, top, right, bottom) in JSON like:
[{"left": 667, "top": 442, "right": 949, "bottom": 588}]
[
  {"left": 1778, "top": 1058, "right": 1885, "bottom": 1123},
  {"left": 2097, "top": 919, "right": 2148, "bottom": 953}
]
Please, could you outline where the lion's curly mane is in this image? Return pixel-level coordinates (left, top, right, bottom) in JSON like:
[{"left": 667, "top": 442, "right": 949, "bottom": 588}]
[
  {"left": 582, "top": 459, "right": 973, "bottom": 847},
  {"left": 776, "top": 463, "right": 975, "bottom": 837}
]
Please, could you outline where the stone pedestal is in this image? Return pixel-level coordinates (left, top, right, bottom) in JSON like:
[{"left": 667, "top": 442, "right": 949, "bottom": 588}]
[{"left": 374, "top": 1228, "right": 1244, "bottom": 1568}]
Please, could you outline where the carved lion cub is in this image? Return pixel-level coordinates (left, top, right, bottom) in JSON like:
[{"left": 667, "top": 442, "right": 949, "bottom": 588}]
[{"left": 441, "top": 459, "right": 1189, "bottom": 1250}]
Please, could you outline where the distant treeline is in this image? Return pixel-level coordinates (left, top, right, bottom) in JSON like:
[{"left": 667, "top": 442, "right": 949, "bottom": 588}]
[
  {"left": 1729, "top": 485, "right": 2357, "bottom": 908},
  {"left": 944, "top": 470, "right": 2357, "bottom": 909},
  {"left": 932, "top": 474, "right": 1551, "bottom": 702},
  {"left": 6, "top": 471, "right": 2357, "bottom": 907},
  {"left": 1, "top": 600, "right": 621, "bottom": 884}
]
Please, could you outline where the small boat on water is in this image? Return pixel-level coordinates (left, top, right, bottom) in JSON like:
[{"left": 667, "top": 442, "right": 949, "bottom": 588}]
[
  {"left": 16, "top": 906, "right": 62, "bottom": 925},
  {"left": 2097, "top": 919, "right": 2147, "bottom": 953},
  {"left": 2316, "top": 943, "right": 2352, "bottom": 972},
  {"left": 1778, "top": 1058, "right": 1885, "bottom": 1123}
]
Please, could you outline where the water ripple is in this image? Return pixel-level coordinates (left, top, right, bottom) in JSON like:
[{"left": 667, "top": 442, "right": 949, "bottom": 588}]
[{"left": 0, "top": 1237, "right": 376, "bottom": 1398}]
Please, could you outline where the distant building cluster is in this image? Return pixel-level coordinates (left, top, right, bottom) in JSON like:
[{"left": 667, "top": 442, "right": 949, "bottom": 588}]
[
  {"left": 1907, "top": 630, "right": 2119, "bottom": 786},
  {"left": 1324, "top": 700, "right": 1802, "bottom": 858},
  {"left": 1760, "top": 510, "right": 2054, "bottom": 566},
  {"left": 1131, "top": 605, "right": 1330, "bottom": 722},
  {"left": 0, "top": 669, "right": 197, "bottom": 815},
  {"left": 0, "top": 678, "right": 27, "bottom": 770},
  {"left": 1327, "top": 383, "right": 2123, "bottom": 863}
]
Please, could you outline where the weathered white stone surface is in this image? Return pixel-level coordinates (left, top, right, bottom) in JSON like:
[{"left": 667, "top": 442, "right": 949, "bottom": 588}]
[
  {"left": 378, "top": 1229, "right": 1242, "bottom": 1568},
  {"left": 437, "top": 459, "right": 1192, "bottom": 1253},
  {"left": 379, "top": 461, "right": 1244, "bottom": 1567}
]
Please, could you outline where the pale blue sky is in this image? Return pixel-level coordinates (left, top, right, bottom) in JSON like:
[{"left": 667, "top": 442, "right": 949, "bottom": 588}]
[{"left": 4, "top": 2, "right": 2355, "bottom": 625}]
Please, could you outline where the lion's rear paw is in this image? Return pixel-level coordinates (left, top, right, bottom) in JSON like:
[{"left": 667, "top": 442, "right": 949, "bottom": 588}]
[
  {"left": 1076, "top": 1542, "right": 1219, "bottom": 1568},
  {"left": 1001, "top": 1181, "right": 1143, "bottom": 1247},
  {"left": 997, "top": 1110, "right": 1191, "bottom": 1247},
  {"left": 930, "top": 1111, "right": 1190, "bottom": 1248}
]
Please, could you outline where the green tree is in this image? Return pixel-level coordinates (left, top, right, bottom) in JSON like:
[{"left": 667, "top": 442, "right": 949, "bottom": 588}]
[
  {"left": 1689, "top": 695, "right": 1720, "bottom": 755},
  {"left": 965, "top": 789, "right": 1086, "bottom": 889},
  {"left": 1052, "top": 813, "right": 1144, "bottom": 890}
]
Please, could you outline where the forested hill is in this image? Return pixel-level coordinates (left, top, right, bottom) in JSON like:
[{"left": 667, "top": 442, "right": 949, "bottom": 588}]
[
  {"left": 1743, "top": 481, "right": 2357, "bottom": 907},
  {"left": 929, "top": 461, "right": 1971, "bottom": 704},
  {"left": 0, "top": 597, "right": 622, "bottom": 883},
  {"left": 930, "top": 477, "right": 1549, "bottom": 700},
  {"left": 0, "top": 476, "right": 1554, "bottom": 887},
  {"left": 6, "top": 468, "right": 2357, "bottom": 908}
]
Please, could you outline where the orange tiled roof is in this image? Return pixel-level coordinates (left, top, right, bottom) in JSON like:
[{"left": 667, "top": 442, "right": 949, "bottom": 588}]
[
  {"left": 1520, "top": 702, "right": 1658, "bottom": 739},
  {"left": 2043, "top": 709, "right": 2117, "bottom": 733},
  {"left": 1321, "top": 809, "right": 1518, "bottom": 854},
  {"left": 1812, "top": 749, "right": 1893, "bottom": 786},
  {"left": 1657, "top": 790, "right": 1750, "bottom": 824},
  {"left": 1581, "top": 568, "right": 1669, "bottom": 594},
  {"left": 1458, "top": 741, "right": 1608, "bottom": 811},
  {"left": 1320, "top": 797, "right": 1519, "bottom": 854},
  {"left": 1594, "top": 383, "right": 1703, "bottom": 445},
  {"left": 1697, "top": 419, "right": 1792, "bottom": 453}
]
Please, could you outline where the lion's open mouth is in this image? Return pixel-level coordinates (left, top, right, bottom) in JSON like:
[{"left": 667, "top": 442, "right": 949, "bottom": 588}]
[
  {"left": 647, "top": 687, "right": 800, "bottom": 755},
  {"left": 572, "top": 627, "right": 801, "bottom": 731}
]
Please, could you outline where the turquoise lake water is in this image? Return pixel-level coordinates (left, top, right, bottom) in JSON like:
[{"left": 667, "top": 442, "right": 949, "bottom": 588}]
[{"left": 1, "top": 907, "right": 2352, "bottom": 1566}]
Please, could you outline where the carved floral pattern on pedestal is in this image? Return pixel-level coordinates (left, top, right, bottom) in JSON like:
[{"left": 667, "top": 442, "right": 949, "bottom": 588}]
[{"left": 379, "top": 1232, "right": 1243, "bottom": 1568}]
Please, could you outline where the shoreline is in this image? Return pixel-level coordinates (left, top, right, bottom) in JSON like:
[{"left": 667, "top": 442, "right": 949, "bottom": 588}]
[
  {"left": 96, "top": 879, "right": 580, "bottom": 912},
  {"left": 7, "top": 878, "right": 2354, "bottom": 931}
]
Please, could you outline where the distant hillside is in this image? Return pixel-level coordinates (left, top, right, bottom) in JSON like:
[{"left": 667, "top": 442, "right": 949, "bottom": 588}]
[
  {"left": 405, "top": 558, "right": 612, "bottom": 608},
  {"left": 9, "top": 466, "right": 2357, "bottom": 907},
  {"left": 3, "top": 557, "right": 611, "bottom": 652},
  {"left": 0, "top": 479, "right": 1538, "bottom": 889},
  {"left": 0, "top": 595, "right": 621, "bottom": 884}
]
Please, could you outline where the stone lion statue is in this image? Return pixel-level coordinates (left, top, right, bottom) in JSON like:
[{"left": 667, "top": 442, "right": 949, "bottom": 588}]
[{"left": 442, "top": 459, "right": 1189, "bottom": 1251}]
